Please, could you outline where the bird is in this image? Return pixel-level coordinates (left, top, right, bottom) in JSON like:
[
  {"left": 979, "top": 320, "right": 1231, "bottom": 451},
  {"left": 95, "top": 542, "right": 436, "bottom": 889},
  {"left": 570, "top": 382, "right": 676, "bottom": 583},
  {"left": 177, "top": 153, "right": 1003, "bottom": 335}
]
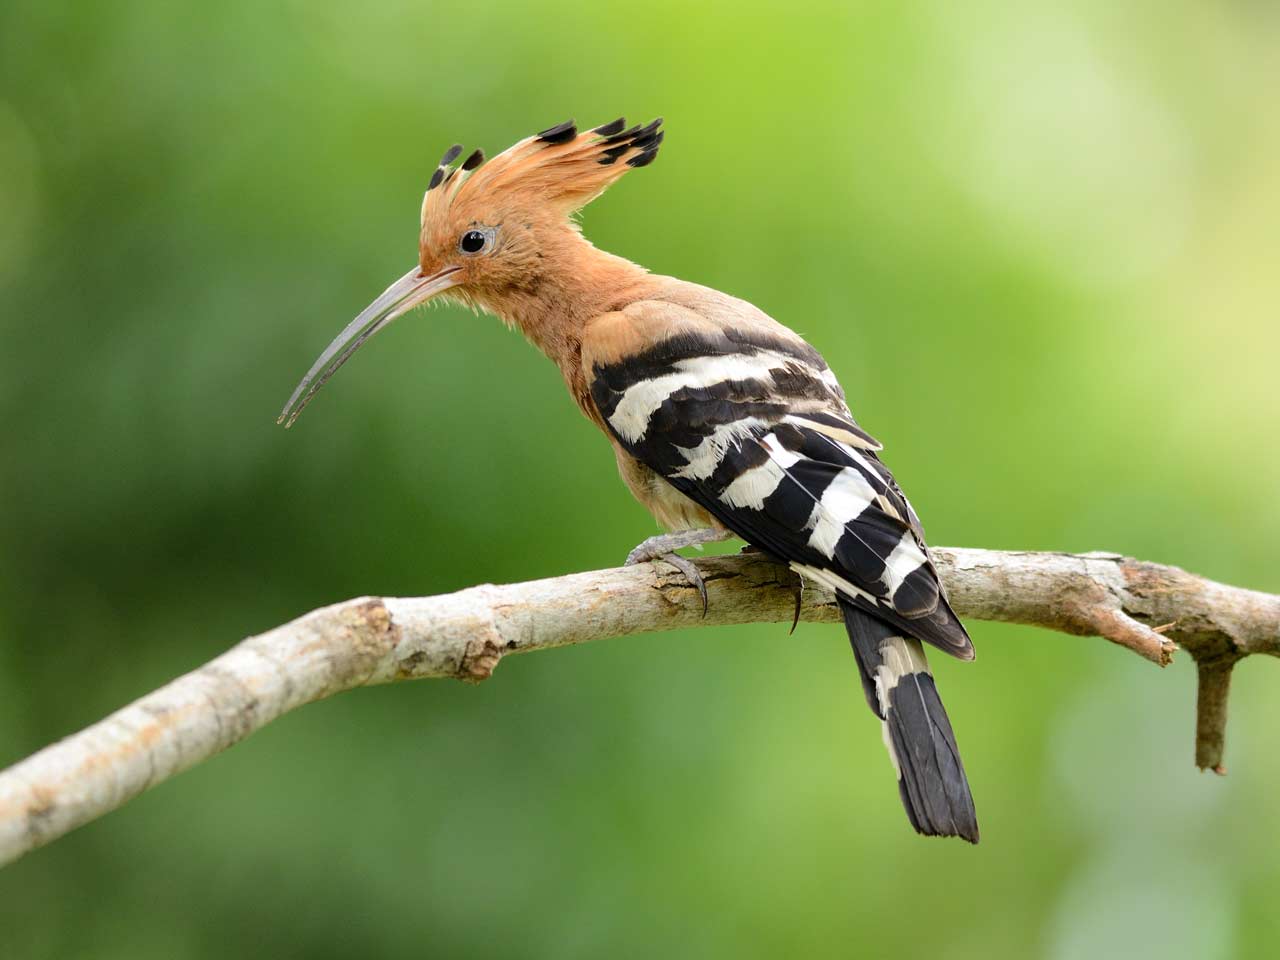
[{"left": 278, "top": 117, "right": 979, "bottom": 842}]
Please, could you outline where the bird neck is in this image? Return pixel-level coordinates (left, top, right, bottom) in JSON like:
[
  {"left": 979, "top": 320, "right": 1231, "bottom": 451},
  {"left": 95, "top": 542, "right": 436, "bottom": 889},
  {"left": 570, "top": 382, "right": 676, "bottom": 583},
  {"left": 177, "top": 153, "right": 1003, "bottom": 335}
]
[{"left": 485, "top": 230, "right": 653, "bottom": 385}]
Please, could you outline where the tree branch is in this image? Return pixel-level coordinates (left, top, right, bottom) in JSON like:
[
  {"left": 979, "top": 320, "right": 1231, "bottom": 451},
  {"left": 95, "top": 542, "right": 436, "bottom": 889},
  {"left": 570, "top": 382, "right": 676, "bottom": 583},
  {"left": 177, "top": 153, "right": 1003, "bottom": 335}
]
[{"left": 1, "top": 547, "right": 1276, "bottom": 868}]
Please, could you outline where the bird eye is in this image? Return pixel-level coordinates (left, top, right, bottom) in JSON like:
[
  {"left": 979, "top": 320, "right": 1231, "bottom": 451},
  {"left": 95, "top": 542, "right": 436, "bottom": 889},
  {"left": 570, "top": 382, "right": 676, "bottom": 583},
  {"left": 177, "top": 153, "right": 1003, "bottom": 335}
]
[{"left": 459, "top": 229, "right": 489, "bottom": 255}]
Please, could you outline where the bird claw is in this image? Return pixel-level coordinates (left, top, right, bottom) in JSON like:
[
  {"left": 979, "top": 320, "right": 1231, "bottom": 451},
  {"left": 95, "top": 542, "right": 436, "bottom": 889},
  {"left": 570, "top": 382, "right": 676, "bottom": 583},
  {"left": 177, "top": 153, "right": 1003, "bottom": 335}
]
[
  {"left": 626, "top": 550, "right": 708, "bottom": 616},
  {"left": 623, "top": 528, "right": 734, "bottom": 617},
  {"left": 658, "top": 552, "right": 709, "bottom": 617},
  {"left": 789, "top": 570, "right": 804, "bottom": 635}
]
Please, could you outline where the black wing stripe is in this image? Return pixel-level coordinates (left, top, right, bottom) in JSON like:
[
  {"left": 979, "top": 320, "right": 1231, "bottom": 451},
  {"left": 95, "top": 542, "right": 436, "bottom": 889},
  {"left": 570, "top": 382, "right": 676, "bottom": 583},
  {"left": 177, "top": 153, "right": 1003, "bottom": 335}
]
[
  {"left": 784, "top": 411, "right": 881, "bottom": 450},
  {"left": 596, "top": 326, "right": 828, "bottom": 394},
  {"left": 591, "top": 329, "right": 843, "bottom": 442}
]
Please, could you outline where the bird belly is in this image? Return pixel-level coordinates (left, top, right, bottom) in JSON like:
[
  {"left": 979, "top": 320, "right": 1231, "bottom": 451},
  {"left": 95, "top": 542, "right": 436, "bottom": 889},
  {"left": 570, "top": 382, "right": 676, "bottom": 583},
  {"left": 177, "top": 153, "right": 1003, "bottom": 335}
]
[{"left": 612, "top": 445, "right": 719, "bottom": 532}]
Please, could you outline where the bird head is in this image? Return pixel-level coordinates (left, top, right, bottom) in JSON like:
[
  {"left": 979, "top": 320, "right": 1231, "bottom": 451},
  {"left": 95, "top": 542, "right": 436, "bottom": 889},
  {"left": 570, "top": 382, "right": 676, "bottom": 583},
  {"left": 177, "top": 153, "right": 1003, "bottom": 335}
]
[{"left": 277, "top": 117, "right": 663, "bottom": 427}]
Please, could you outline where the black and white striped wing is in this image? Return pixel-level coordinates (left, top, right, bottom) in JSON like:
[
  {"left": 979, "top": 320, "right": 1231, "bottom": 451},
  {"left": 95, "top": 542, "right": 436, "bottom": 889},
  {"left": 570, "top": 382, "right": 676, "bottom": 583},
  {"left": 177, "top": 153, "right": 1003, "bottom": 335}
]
[{"left": 589, "top": 328, "right": 973, "bottom": 660}]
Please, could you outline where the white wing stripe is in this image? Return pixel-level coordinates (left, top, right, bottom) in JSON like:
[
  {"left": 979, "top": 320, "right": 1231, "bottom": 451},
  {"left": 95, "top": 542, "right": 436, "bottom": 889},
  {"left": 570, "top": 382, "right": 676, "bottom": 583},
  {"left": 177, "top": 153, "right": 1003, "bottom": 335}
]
[
  {"left": 608, "top": 353, "right": 786, "bottom": 442},
  {"left": 791, "top": 562, "right": 878, "bottom": 604},
  {"left": 672, "top": 418, "right": 763, "bottom": 481},
  {"left": 806, "top": 467, "right": 878, "bottom": 559},
  {"left": 718, "top": 433, "right": 798, "bottom": 509},
  {"left": 882, "top": 531, "right": 928, "bottom": 595}
]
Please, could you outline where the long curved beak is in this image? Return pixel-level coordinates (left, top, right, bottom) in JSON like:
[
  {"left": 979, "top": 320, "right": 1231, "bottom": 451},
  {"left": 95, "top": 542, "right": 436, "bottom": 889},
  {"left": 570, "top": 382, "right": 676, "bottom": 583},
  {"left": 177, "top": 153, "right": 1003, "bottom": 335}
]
[{"left": 277, "top": 265, "right": 461, "bottom": 427}]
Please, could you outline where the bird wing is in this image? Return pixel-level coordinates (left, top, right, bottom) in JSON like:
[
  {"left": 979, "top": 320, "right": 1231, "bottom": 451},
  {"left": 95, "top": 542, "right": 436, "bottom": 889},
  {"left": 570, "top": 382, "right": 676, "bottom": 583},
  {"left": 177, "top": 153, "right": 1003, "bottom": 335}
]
[{"left": 583, "top": 299, "right": 973, "bottom": 660}]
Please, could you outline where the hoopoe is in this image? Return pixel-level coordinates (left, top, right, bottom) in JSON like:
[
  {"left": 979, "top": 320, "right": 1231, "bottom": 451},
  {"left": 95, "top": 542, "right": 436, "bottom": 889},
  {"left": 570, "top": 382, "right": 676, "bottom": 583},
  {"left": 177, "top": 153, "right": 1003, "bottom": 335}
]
[{"left": 279, "top": 117, "right": 979, "bottom": 842}]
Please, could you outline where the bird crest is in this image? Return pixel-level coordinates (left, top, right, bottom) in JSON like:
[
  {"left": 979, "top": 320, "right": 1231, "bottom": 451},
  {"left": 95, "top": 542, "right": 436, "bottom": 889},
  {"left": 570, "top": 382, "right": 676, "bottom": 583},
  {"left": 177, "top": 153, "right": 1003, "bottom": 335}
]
[{"left": 418, "top": 117, "right": 664, "bottom": 240}]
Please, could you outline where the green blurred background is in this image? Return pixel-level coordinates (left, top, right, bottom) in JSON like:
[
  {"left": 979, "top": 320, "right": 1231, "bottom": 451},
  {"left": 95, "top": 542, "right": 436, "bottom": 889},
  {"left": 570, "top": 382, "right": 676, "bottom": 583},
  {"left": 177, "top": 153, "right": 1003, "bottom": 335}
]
[{"left": 2, "top": 1, "right": 1278, "bottom": 957}]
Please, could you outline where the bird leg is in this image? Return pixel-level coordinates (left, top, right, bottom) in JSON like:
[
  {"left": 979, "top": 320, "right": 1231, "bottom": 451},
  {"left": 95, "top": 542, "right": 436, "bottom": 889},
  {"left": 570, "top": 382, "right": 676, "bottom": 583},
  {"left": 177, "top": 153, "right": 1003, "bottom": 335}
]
[
  {"left": 625, "top": 527, "right": 734, "bottom": 563},
  {"left": 625, "top": 527, "right": 735, "bottom": 615}
]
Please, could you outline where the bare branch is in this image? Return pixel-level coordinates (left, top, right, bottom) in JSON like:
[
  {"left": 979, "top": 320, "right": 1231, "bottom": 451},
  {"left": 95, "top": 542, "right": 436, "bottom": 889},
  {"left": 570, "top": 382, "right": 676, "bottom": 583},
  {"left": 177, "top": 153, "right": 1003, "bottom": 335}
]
[{"left": 1, "top": 548, "right": 1276, "bottom": 868}]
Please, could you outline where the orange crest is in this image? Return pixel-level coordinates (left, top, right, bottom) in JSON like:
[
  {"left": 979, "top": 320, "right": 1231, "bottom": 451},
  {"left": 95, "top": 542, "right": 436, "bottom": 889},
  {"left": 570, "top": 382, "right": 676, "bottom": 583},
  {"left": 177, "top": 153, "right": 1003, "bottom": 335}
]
[{"left": 418, "top": 117, "right": 663, "bottom": 249}]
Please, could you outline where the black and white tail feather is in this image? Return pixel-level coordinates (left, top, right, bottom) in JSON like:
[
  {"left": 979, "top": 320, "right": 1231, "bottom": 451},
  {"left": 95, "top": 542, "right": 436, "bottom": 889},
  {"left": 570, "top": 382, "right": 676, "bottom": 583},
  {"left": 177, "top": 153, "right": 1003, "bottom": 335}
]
[
  {"left": 842, "top": 602, "right": 977, "bottom": 841},
  {"left": 589, "top": 307, "right": 979, "bottom": 841}
]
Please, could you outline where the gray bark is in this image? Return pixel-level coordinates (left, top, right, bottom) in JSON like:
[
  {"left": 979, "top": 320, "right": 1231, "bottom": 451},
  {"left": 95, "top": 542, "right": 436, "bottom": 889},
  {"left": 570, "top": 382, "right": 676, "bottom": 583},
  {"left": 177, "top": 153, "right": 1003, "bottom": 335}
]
[{"left": 1, "top": 548, "right": 1275, "bottom": 868}]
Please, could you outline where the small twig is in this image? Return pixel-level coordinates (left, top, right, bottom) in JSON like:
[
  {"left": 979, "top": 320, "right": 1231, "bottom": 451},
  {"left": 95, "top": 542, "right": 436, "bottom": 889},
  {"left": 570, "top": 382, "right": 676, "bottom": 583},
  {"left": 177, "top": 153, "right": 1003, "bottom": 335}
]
[
  {"left": 1194, "top": 658, "right": 1237, "bottom": 775},
  {"left": 1066, "top": 602, "right": 1177, "bottom": 666}
]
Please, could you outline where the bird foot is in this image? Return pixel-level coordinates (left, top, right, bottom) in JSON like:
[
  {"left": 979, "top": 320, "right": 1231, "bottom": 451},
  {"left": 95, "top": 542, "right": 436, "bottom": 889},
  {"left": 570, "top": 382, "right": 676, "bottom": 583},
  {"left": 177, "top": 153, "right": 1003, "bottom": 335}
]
[{"left": 625, "top": 528, "right": 733, "bottom": 617}]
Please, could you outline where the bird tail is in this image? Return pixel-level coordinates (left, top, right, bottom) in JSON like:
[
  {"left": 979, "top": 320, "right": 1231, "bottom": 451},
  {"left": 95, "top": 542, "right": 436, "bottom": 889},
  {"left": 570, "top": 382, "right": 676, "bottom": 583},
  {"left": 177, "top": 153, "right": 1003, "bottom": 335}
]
[{"left": 839, "top": 598, "right": 979, "bottom": 843}]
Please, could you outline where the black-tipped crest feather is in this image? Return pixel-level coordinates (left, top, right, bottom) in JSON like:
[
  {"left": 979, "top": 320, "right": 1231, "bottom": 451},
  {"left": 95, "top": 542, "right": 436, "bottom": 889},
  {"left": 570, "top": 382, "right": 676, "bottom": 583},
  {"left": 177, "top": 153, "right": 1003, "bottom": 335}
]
[
  {"left": 602, "top": 124, "right": 641, "bottom": 144},
  {"left": 536, "top": 119, "right": 578, "bottom": 144},
  {"left": 593, "top": 117, "right": 627, "bottom": 136}
]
